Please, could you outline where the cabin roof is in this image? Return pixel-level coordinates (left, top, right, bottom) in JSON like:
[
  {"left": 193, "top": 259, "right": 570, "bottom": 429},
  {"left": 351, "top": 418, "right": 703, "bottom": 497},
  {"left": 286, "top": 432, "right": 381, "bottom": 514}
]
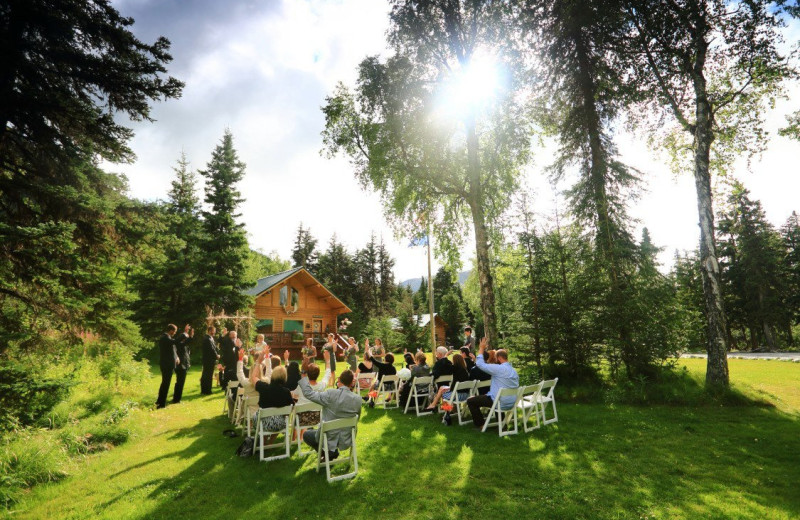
[{"left": 243, "top": 267, "right": 352, "bottom": 314}]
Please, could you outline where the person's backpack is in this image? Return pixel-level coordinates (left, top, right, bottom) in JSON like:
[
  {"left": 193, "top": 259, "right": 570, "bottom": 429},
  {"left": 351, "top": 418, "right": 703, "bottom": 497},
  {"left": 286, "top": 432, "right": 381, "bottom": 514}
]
[{"left": 236, "top": 436, "right": 254, "bottom": 457}]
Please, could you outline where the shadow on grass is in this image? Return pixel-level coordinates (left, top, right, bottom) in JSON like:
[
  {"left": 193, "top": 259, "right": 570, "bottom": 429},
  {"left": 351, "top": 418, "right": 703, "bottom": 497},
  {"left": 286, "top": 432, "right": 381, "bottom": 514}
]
[{"left": 88, "top": 365, "right": 800, "bottom": 519}]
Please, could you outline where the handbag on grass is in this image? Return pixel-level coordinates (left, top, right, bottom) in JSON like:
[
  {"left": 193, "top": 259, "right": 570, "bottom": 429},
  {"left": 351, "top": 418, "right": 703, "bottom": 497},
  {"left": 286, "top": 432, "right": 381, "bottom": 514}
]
[{"left": 236, "top": 436, "right": 254, "bottom": 457}]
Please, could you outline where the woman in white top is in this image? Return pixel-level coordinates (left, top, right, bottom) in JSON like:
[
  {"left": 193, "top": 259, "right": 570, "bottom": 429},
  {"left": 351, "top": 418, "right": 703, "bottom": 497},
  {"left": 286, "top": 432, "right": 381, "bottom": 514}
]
[
  {"left": 251, "top": 333, "right": 268, "bottom": 357},
  {"left": 236, "top": 346, "right": 273, "bottom": 420}
]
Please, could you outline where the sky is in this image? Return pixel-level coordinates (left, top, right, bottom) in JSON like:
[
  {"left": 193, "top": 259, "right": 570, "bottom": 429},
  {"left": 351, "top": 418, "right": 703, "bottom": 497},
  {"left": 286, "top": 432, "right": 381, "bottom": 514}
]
[{"left": 111, "top": 0, "right": 800, "bottom": 282}]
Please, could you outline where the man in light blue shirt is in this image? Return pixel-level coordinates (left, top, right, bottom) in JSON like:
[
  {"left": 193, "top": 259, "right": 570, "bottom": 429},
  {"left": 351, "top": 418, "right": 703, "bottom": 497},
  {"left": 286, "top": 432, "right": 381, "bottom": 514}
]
[{"left": 467, "top": 337, "right": 519, "bottom": 429}]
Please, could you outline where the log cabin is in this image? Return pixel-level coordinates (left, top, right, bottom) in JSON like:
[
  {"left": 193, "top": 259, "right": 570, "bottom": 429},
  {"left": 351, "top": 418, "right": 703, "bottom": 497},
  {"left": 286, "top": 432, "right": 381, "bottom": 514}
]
[{"left": 243, "top": 267, "right": 352, "bottom": 359}]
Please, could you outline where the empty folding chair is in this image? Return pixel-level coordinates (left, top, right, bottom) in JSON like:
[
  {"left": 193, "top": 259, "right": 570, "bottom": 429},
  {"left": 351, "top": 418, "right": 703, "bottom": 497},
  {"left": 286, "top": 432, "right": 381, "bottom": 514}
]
[
  {"left": 537, "top": 378, "right": 559, "bottom": 426},
  {"left": 481, "top": 387, "right": 522, "bottom": 437},
  {"left": 254, "top": 405, "right": 294, "bottom": 462},
  {"left": 316, "top": 416, "right": 359, "bottom": 482},
  {"left": 403, "top": 376, "right": 434, "bottom": 416},
  {"left": 373, "top": 374, "right": 399, "bottom": 409},
  {"left": 293, "top": 401, "right": 324, "bottom": 456},
  {"left": 442, "top": 379, "right": 477, "bottom": 425},
  {"left": 222, "top": 381, "right": 239, "bottom": 417},
  {"left": 517, "top": 382, "right": 544, "bottom": 433}
]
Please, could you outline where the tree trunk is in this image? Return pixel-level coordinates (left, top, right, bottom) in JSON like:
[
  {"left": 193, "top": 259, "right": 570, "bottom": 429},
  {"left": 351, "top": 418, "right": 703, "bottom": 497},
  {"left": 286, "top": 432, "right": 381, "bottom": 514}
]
[
  {"left": 465, "top": 114, "right": 499, "bottom": 347},
  {"left": 692, "top": 67, "right": 730, "bottom": 385},
  {"left": 523, "top": 232, "right": 543, "bottom": 375}
]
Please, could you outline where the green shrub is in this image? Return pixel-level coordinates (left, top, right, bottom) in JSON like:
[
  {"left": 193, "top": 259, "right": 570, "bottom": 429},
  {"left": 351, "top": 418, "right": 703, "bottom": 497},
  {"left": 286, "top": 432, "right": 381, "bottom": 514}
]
[{"left": 0, "top": 362, "right": 72, "bottom": 432}]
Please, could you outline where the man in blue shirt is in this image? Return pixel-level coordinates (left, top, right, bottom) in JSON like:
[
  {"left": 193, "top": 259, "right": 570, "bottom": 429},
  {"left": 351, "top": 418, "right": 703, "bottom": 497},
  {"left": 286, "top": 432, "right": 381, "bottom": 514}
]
[{"left": 467, "top": 337, "right": 519, "bottom": 429}]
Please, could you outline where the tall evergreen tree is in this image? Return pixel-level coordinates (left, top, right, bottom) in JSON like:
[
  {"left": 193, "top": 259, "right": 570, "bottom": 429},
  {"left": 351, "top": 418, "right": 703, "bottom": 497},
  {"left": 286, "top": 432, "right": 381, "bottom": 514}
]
[
  {"left": 376, "top": 239, "right": 396, "bottom": 316},
  {"left": 291, "top": 224, "right": 319, "bottom": 271},
  {"left": 316, "top": 234, "right": 357, "bottom": 307},
  {"left": 781, "top": 212, "right": 800, "bottom": 345},
  {"left": 194, "top": 130, "right": 252, "bottom": 314},
  {"left": 132, "top": 152, "right": 205, "bottom": 333}
]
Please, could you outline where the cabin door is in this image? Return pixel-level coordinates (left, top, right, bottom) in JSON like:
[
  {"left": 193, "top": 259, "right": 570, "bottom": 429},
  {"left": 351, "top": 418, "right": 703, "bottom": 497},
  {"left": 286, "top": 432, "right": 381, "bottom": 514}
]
[{"left": 312, "top": 319, "right": 322, "bottom": 334}]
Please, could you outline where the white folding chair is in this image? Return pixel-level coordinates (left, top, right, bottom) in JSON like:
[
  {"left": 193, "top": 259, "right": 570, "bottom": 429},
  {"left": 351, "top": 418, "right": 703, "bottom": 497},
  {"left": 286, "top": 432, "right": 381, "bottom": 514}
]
[
  {"left": 242, "top": 395, "right": 256, "bottom": 436},
  {"left": 517, "top": 382, "right": 544, "bottom": 433},
  {"left": 232, "top": 387, "right": 245, "bottom": 426},
  {"left": 538, "top": 378, "right": 559, "bottom": 426},
  {"left": 481, "top": 387, "right": 522, "bottom": 437},
  {"left": 355, "top": 372, "right": 377, "bottom": 398},
  {"left": 443, "top": 380, "right": 477, "bottom": 425},
  {"left": 222, "top": 381, "right": 239, "bottom": 416},
  {"left": 316, "top": 416, "right": 359, "bottom": 482},
  {"left": 293, "top": 401, "right": 324, "bottom": 456},
  {"left": 472, "top": 379, "right": 492, "bottom": 397},
  {"left": 403, "top": 376, "right": 433, "bottom": 416},
  {"left": 254, "top": 405, "right": 294, "bottom": 462},
  {"left": 374, "top": 374, "right": 399, "bottom": 409},
  {"left": 432, "top": 375, "right": 453, "bottom": 412}
]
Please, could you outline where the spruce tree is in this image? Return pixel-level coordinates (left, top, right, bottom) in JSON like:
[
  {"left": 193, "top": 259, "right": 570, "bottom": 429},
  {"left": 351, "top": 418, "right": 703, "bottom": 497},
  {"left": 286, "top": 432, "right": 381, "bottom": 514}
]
[
  {"left": 195, "top": 130, "right": 252, "bottom": 314},
  {"left": 781, "top": 212, "right": 800, "bottom": 345},
  {"left": 291, "top": 224, "right": 319, "bottom": 271}
]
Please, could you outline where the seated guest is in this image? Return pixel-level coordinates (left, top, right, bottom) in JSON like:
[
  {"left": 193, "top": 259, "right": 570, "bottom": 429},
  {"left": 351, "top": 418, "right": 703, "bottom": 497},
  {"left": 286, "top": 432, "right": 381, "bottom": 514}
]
[
  {"left": 466, "top": 338, "right": 519, "bottom": 429},
  {"left": 403, "top": 351, "right": 415, "bottom": 370},
  {"left": 367, "top": 352, "right": 397, "bottom": 408},
  {"left": 399, "top": 351, "right": 430, "bottom": 407},
  {"left": 431, "top": 346, "right": 454, "bottom": 390},
  {"left": 461, "top": 347, "right": 475, "bottom": 371},
  {"left": 237, "top": 347, "right": 273, "bottom": 421},
  {"left": 285, "top": 361, "right": 301, "bottom": 392},
  {"left": 298, "top": 369, "right": 362, "bottom": 462},
  {"left": 355, "top": 352, "right": 375, "bottom": 391},
  {"left": 253, "top": 366, "right": 295, "bottom": 440},
  {"left": 470, "top": 349, "right": 496, "bottom": 394},
  {"left": 426, "top": 353, "right": 470, "bottom": 411},
  {"left": 293, "top": 350, "right": 332, "bottom": 439}
]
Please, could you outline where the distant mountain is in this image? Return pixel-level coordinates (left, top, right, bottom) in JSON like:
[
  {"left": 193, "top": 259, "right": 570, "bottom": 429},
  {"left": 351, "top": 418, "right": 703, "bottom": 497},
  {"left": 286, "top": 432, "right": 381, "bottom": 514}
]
[{"left": 399, "top": 270, "right": 471, "bottom": 291}]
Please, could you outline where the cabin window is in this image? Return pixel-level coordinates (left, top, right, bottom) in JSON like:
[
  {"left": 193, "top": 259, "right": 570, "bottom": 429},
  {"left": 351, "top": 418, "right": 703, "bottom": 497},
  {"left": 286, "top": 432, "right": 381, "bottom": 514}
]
[
  {"left": 279, "top": 286, "right": 288, "bottom": 306},
  {"left": 283, "top": 319, "right": 304, "bottom": 333}
]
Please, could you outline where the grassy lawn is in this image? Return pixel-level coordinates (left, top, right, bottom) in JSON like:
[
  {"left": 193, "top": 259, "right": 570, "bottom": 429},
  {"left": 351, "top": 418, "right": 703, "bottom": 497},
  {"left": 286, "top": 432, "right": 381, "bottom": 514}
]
[{"left": 5, "top": 359, "right": 800, "bottom": 520}]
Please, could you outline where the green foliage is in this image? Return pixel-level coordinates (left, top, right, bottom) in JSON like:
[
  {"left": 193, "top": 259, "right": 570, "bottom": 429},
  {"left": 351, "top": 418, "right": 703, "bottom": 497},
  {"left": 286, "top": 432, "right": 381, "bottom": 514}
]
[
  {"left": 0, "top": 363, "right": 72, "bottom": 432},
  {"left": 0, "top": 432, "right": 69, "bottom": 508},
  {"left": 363, "top": 316, "right": 403, "bottom": 352},
  {"left": 194, "top": 130, "right": 253, "bottom": 315},
  {"left": 291, "top": 223, "right": 319, "bottom": 271}
]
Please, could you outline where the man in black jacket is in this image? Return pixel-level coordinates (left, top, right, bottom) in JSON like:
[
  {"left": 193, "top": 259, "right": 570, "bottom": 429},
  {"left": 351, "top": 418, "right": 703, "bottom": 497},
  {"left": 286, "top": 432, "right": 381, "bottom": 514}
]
[
  {"left": 200, "top": 325, "right": 220, "bottom": 395},
  {"left": 219, "top": 329, "right": 240, "bottom": 389},
  {"left": 156, "top": 324, "right": 179, "bottom": 409},
  {"left": 172, "top": 324, "right": 194, "bottom": 403}
]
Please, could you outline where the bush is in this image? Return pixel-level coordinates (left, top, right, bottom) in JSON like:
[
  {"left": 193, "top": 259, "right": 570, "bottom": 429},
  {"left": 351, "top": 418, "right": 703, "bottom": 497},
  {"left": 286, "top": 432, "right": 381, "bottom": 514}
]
[{"left": 0, "top": 362, "right": 72, "bottom": 432}]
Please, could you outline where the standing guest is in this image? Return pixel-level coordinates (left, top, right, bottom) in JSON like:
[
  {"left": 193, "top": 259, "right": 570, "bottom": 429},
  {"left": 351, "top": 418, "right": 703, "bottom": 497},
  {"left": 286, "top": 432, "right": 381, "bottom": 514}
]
[
  {"left": 172, "top": 324, "right": 194, "bottom": 404},
  {"left": 216, "top": 325, "right": 227, "bottom": 388},
  {"left": 201, "top": 326, "right": 220, "bottom": 395},
  {"left": 220, "top": 330, "right": 240, "bottom": 389},
  {"left": 345, "top": 336, "right": 359, "bottom": 372},
  {"left": 463, "top": 327, "right": 475, "bottom": 353},
  {"left": 431, "top": 346, "right": 454, "bottom": 391},
  {"left": 155, "top": 324, "right": 179, "bottom": 409},
  {"left": 297, "top": 369, "right": 362, "bottom": 462},
  {"left": 322, "top": 333, "right": 338, "bottom": 388},
  {"left": 252, "top": 333, "right": 268, "bottom": 358},
  {"left": 370, "top": 338, "right": 386, "bottom": 362},
  {"left": 466, "top": 338, "right": 519, "bottom": 430},
  {"left": 253, "top": 366, "right": 295, "bottom": 442},
  {"left": 302, "top": 337, "right": 317, "bottom": 364}
]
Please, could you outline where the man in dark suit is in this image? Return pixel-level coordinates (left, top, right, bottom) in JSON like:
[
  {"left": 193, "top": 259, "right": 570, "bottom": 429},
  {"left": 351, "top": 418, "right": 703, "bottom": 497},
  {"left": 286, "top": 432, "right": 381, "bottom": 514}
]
[
  {"left": 219, "top": 329, "right": 240, "bottom": 389},
  {"left": 200, "top": 325, "right": 220, "bottom": 395},
  {"left": 172, "top": 323, "right": 194, "bottom": 403},
  {"left": 156, "top": 324, "right": 179, "bottom": 409}
]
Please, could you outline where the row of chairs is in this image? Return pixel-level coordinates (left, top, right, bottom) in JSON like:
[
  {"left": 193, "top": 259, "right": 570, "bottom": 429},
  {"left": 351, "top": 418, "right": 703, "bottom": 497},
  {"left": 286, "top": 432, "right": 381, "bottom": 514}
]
[
  {"left": 222, "top": 381, "right": 358, "bottom": 482},
  {"left": 374, "top": 373, "right": 559, "bottom": 437}
]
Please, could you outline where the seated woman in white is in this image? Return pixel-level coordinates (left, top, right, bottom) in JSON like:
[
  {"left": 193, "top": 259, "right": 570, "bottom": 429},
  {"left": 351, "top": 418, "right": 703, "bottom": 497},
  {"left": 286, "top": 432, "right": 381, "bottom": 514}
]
[{"left": 293, "top": 350, "right": 332, "bottom": 436}]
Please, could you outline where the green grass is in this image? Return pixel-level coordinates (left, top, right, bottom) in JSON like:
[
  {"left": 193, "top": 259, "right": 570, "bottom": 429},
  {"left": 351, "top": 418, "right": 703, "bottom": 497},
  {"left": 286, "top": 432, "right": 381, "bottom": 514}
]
[{"left": 4, "top": 359, "right": 800, "bottom": 520}]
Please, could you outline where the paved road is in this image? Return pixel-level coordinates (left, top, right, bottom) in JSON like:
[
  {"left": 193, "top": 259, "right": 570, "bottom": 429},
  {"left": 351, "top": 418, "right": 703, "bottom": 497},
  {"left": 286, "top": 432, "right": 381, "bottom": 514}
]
[{"left": 681, "top": 352, "right": 800, "bottom": 361}]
